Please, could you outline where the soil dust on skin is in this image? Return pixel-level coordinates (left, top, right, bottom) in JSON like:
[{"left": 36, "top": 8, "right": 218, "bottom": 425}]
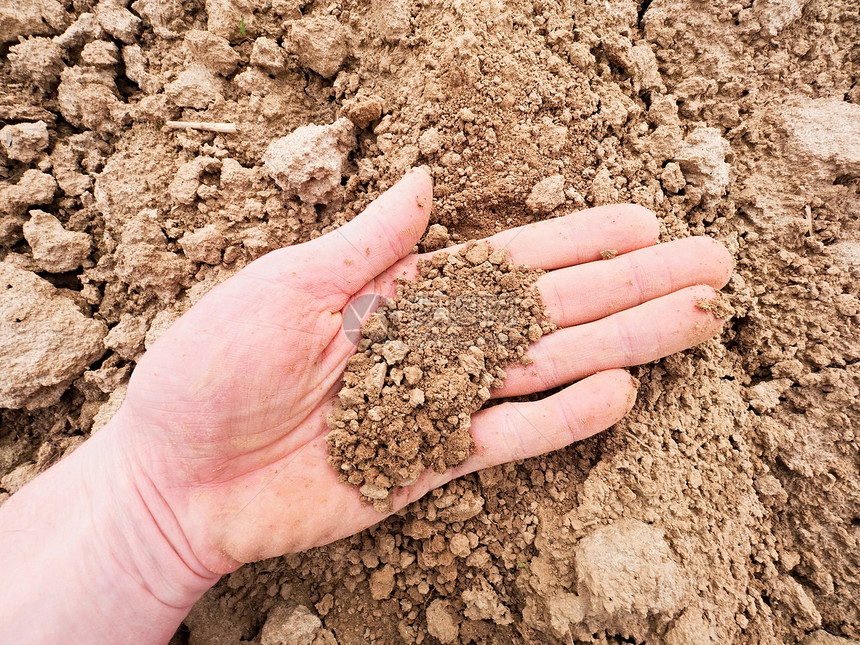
[{"left": 0, "top": 0, "right": 858, "bottom": 644}]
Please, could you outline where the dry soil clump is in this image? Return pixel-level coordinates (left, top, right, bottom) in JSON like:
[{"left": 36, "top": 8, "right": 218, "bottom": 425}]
[{"left": 327, "top": 241, "right": 554, "bottom": 511}]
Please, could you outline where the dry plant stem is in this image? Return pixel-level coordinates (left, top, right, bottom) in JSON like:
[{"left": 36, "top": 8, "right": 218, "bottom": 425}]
[{"left": 164, "top": 121, "right": 238, "bottom": 133}]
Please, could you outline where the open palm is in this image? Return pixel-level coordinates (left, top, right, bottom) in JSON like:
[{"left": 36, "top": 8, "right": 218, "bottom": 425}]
[{"left": 111, "top": 168, "right": 732, "bottom": 574}]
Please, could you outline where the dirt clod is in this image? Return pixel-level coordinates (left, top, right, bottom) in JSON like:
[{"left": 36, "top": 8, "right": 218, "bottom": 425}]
[
  {"left": 368, "top": 563, "right": 396, "bottom": 600},
  {"left": 420, "top": 223, "right": 450, "bottom": 251},
  {"left": 1, "top": 121, "right": 50, "bottom": 163},
  {"left": 675, "top": 127, "right": 731, "bottom": 208},
  {"left": 259, "top": 603, "right": 335, "bottom": 645},
  {"left": 696, "top": 292, "right": 734, "bottom": 320},
  {"left": 251, "top": 37, "right": 286, "bottom": 75},
  {"left": 23, "top": 210, "right": 91, "bottom": 273},
  {"left": 0, "top": 0, "right": 69, "bottom": 44},
  {"left": 179, "top": 225, "right": 226, "bottom": 265},
  {"left": 0, "top": 170, "right": 57, "bottom": 217},
  {"left": 525, "top": 174, "right": 566, "bottom": 215},
  {"left": 165, "top": 66, "right": 223, "bottom": 110},
  {"left": 572, "top": 519, "right": 688, "bottom": 640},
  {"left": 287, "top": 16, "right": 349, "bottom": 79},
  {"left": 263, "top": 119, "right": 355, "bottom": 205},
  {"left": 462, "top": 576, "right": 514, "bottom": 625},
  {"left": 95, "top": 1, "right": 141, "bottom": 45},
  {"left": 426, "top": 599, "right": 459, "bottom": 644},
  {"left": 185, "top": 30, "right": 239, "bottom": 77},
  {"left": 0, "top": 262, "right": 106, "bottom": 409}
]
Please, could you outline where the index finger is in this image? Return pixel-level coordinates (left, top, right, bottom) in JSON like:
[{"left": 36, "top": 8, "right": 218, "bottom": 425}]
[
  {"left": 468, "top": 204, "right": 660, "bottom": 269},
  {"left": 380, "top": 204, "right": 660, "bottom": 288}
]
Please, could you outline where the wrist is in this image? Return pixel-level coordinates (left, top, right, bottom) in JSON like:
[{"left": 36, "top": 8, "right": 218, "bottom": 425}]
[
  {"left": 86, "top": 416, "right": 222, "bottom": 611},
  {"left": 0, "top": 417, "right": 220, "bottom": 644}
]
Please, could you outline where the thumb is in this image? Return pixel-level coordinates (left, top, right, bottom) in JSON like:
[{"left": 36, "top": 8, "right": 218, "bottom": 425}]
[{"left": 307, "top": 167, "right": 433, "bottom": 294}]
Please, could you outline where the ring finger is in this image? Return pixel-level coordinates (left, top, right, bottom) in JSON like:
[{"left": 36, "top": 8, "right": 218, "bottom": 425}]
[{"left": 494, "top": 284, "right": 726, "bottom": 398}]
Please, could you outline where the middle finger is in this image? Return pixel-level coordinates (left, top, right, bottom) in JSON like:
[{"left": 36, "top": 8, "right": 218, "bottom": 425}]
[{"left": 537, "top": 235, "right": 733, "bottom": 328}]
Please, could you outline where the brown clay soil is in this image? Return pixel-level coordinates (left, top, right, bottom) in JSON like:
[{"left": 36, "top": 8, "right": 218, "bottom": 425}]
[
  {"left": 1, "top": 1, "right": 859, "bottom": 644},
  {"left": 327, "top": 241, "right": 554, "bottom": 513}
]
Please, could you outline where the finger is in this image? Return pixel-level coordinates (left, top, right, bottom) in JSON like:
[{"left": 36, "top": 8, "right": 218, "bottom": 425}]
[
  {"left": 253, "top": 168, "right": 433, "bottom": 297},
  {"left": 471, "top": 369, "right": 637, "bottom": 465},
  {"left": 393, "top": 369, "right": 637, "bottom": 503},
  {"left": 496, "top": 285, "right": 725, "bottom": 398},
  {"left": 338, "top": 205, "right": 666, "bottom": 368},
  {"left": 320, "top": 167, "right": 433, "bottom": 293},
  {"left": 538, "top": 236, "right": 734, "bottom": 328},
  {"left": 442, "top": 204, "right": 660, "bottom": 270}
]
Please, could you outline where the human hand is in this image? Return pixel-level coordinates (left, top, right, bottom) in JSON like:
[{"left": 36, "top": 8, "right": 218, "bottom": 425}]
[{"left": 108, "top": 167, "right": 732, "bottom": 577}]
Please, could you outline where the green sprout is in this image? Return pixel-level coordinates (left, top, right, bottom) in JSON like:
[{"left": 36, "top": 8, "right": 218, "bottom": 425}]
[
  {"left": 518, "top": 561, "right": 527, "bottom": 569},
  {"left": 239, "top": 17, "right": 246, "bottom": 37}
]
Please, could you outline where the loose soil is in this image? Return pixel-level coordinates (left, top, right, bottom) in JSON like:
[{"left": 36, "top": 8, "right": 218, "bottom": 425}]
[
  {"left": 327, "top": 241, "right": 553, "bottom": 512},
  {"left": 1, "top": 0, "right": 858, "bottom": 644}
]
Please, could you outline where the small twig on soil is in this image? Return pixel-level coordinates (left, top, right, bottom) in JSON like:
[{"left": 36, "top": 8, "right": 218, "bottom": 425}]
[
  {"left": 627, "top": 431, "right": 654, "bottom": 452},
  {"left": 164, "top": 121, "right": 238, "bottom": 134}
]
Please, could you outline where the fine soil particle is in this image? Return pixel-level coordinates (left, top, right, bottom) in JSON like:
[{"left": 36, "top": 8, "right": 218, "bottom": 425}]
[
  {"left": 696, "top": 292, "right": 734, "bottom": 320},
  {"left": 327, "top": 241, "right": 555, "bottom": 511}
]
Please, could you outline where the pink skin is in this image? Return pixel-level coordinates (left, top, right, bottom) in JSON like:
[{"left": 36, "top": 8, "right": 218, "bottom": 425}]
[{"left": 0, "top": 168, "right": 732, "bottom": 644}]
